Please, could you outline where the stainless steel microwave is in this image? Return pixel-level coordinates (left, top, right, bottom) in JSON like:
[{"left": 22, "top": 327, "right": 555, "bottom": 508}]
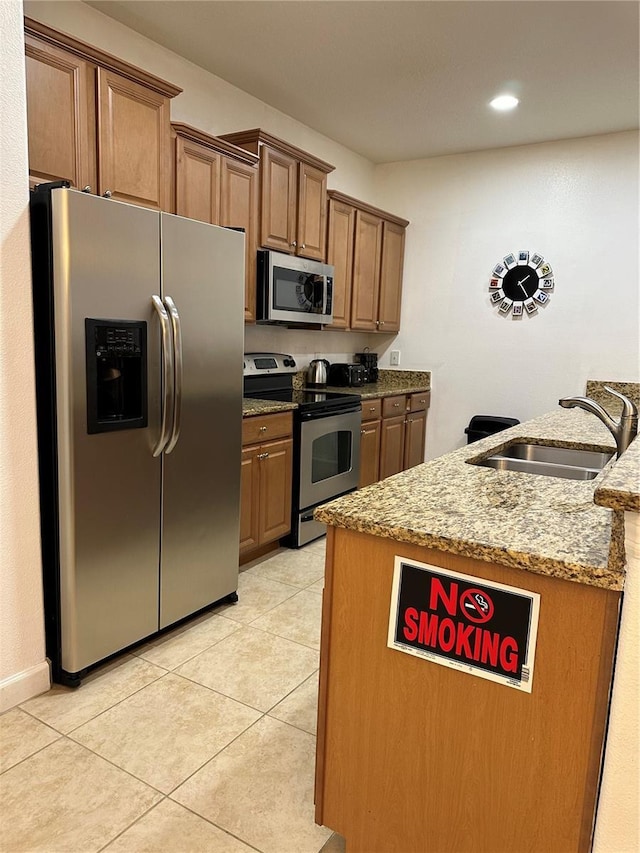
[{"left": 257, "top": 250, "right": 334, "bottom": 325}]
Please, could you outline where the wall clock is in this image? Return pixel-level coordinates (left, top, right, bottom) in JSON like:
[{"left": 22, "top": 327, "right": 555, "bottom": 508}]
[{"left": 489, "top": 251, "right": 554, "bottom": 317}]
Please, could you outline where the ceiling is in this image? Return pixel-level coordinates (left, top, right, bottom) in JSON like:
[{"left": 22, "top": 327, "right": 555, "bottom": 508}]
[{"left": 85, "top": 0, "right": 639, "bottom": 164}]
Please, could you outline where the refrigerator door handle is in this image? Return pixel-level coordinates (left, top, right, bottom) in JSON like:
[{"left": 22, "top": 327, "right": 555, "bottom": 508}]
[
  {"left": 163, "top": 295, "right": 183, "bottom": 454},
  {"left": 151, "top": 294, "right": 174, "bottom": 457}
]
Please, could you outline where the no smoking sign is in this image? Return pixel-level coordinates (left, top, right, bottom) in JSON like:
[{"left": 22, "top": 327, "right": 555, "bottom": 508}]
[{"left": 388, "top": 558, "right": 541, "bottom": 692}]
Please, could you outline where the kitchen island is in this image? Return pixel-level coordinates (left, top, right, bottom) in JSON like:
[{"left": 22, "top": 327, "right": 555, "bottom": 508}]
[{"left": 314, "top": 407, "right": 636, "bottom": 853}]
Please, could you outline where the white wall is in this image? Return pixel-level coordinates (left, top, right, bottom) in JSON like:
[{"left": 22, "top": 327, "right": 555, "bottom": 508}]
[
  {"left": 0, "top": 0, "right": 49, "bottom": 710},
  {"left": 374, "top": 132, "right": 640, "bottom": 459}
]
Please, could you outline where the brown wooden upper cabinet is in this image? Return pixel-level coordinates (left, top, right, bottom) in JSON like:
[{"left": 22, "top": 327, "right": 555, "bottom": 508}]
[
  {"left": 219, "top": 129, "right": 335, "bottom": 261},
  {"left": 325, "top": 191, "right": 409, "bottom": 333},
  {"left": 24, "top": 18, "right": 181, "bottom": 211},
  {"left": 172, "top": 124, "right": 259, "bottom": 323}
]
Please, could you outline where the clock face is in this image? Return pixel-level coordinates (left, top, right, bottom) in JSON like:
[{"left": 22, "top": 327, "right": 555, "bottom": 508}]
[
  {"left": 501, "top": 266, "right": 538, "bottom": 301},
  {"left": 489, "top": 251, "right": 554, "bottom": 317}
]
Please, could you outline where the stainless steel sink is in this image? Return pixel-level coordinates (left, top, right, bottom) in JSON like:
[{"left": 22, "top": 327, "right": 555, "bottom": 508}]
[{"left": 468, "top": 442, "right": 614, "bottom": 481}]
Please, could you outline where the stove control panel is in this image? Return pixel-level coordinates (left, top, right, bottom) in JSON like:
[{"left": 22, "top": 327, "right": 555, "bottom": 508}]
[{"left": 243, "top": 352, "right": 297, "bottom": 375}]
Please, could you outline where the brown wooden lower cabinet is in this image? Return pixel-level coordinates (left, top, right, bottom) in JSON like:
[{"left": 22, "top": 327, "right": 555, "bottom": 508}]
[
  {"left": 358, "top": 419, "right": 381, "bottom": 488},
  {"left": 360, "top": 392, "right": 430, "bottom": 486},
  {"left": 240, "top": 412, "right": 293, "bottom": 558},
  {"left": 403, "top": 409, "right": 427, "bottom": 469},
  {"left": 379, "top": 413, "right": 405, "bottom": 479},
  {"left": 315, "top": 528, "right": 620, "bottom": 853}
]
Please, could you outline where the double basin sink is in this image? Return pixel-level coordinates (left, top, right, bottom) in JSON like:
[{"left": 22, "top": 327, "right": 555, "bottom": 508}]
[{"left": 468, "top": 442, "right": 614, "bottom": 481}]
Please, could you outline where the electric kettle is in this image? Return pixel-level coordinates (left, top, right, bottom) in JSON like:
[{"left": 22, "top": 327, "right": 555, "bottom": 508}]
[{"left": 307, "top": 358, "right": 329, "bottom": 388}]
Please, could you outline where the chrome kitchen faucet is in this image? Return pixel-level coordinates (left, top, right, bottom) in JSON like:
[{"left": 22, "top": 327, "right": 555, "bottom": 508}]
[{"left": 559, "top": 386, "right": 638, "bottom": 458}]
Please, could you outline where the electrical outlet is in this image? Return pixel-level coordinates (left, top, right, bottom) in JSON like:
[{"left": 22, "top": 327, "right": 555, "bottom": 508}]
[{"left": 390, "top": 350, "right": 400, "bottom": 366}]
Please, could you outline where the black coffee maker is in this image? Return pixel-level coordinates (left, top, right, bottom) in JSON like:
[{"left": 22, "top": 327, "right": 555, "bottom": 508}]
[{"left": 354, "top": 351, "right": 378, "bottom": 384}]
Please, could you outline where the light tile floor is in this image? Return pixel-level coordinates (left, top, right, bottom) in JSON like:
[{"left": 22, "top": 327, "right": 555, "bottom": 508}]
[{"left": 0, "top": 539, "right": 346, "bottom": 853}]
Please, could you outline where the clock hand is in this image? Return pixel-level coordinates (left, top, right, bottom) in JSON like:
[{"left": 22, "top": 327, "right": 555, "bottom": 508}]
[
  {"left": 518, "top": 281, "right": 529, "bottom": 297},
  {"left": 517, "top": 274, "right": 531, "bottom": 285}
]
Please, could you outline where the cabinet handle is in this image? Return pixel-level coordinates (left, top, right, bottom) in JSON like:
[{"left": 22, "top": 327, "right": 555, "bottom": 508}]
[
  {"left": 379, "top": 320, "right": 385, "bottom": 326},
  {"left": 375, "top": 320, "right": 380, "bottom": 327},
  {"left": 360, "top": 429, "right": 366, "bottom": 435},
  {"left": 103, "top": 190, "right": 112, "bottom": 198},
  {"left": 82, "top": 186, "right": 92, "bottom": 193},
  {"left": 369, "top": 406, "right": 376, "bottom": 412},
  {"left": 301, "top": 243, "right": 306, "bottom": 249},
  {"left": 259, "top": 425, "right": 267, "bottom": 432},
  {"left": 393, "top": 402, "right": 400, "bottom": 408},
  {"left": 291, "top": 240, "right": 297, "bottom": 248}
]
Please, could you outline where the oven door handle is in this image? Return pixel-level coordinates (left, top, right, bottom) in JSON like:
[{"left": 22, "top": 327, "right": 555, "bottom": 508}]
[{"left": 299, "top": 403, "right": 362, "bottom": 421}]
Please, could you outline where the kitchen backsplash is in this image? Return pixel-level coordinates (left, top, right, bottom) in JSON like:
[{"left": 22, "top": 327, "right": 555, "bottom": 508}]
[{"left": 586, "top": 380, "right": 639, "bottom": 415}]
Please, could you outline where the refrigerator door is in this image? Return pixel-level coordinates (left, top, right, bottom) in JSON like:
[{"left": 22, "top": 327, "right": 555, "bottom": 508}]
[
  {"left": 50, "top": 189, "right": 162, "bottom": 674},
  {"left": 159, "top": 213, "right": 244, "bottom": 627}
]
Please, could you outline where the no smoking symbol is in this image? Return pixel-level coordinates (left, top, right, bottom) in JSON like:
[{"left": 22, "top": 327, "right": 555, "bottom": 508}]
[{"left": 461, "top": 588, "right": 494, "bottom": 623}]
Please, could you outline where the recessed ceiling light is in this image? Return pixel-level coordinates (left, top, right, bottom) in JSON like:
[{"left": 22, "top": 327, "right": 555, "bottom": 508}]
[{"left": 490, "top": 95, "right": 519, "bottom": 111}]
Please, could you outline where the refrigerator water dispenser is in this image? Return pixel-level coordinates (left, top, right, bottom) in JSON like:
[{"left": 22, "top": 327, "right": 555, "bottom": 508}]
[{"left": 85, "top": 318, "right": 147, "bottom": 433}]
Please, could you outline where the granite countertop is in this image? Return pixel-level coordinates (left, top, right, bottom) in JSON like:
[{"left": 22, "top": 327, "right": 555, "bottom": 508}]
[
  {"left": 315, "top": 408, "right": 630, "bottom": 591},
  {"left": 354, "top": 369, "right": 431, "bottom": 400},
  {"left": 594, "top": 437, "right": 640, "bottom": 512},
  {"left": 243, "top": 369, "right": 432, "bottom": 415},
  {"left": 242, "top": 399, "right": 297, "bottom": 416}
]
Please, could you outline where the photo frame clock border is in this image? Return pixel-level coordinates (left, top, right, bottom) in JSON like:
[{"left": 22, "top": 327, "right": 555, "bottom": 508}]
[{"left": 489, "top": 250, "right": 554, "bottom": 318}]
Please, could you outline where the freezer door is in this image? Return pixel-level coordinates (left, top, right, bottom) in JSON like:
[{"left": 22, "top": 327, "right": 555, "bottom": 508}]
[
  {"left": 50, "top": 189, "right": 162, "bottom": 674},
  {"left": 159, "top": 213, "right": 244, "bottom": 627}
]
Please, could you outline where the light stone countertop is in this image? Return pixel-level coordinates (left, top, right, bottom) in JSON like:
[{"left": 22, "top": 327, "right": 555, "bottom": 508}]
[
  {"left": 243, "top": 369, "right": 432, "bottom": 415},
  {"left": 242, "top": 399, "right": 297, "bottom": 416},
  {"left": 315, "top": 408, "right": 629, "bottom": 591},
  {"left": 594, "top": 437, "right": 640, "bottom": 512}
]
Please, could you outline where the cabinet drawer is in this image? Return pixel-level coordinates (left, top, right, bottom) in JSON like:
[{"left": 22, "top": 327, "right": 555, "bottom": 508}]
[
  {"left": 382, "top": 395, "right": 407, "bottom": 418},
  {"left": 242, "top": 411, "right": 293, "bottom": 445},
  {"left": 361, "top": 398, "right": 382, "bottom": 420},
  {"left": 409, "top": 391, "right": 430, "bottom": 412}
]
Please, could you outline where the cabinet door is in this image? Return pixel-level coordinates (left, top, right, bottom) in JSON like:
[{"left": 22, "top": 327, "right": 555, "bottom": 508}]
[
  {"left": 175, "top": 136, "right": 221, "bottom": 224},
  {"left": 351, "top": 210, "right": 383, "bottom": 331},
  {"left": 378, "top": 221, "right": 406, "bottom": 333},
  {"left": 297, "top": 163, "right": 327, "bottom": 260},
  {"left": 258, "top": 438, "right": 293, "bottom": 544},
  {"left": 380, "top": 414, "right": 406, "bottom": 480},
  {"left": 97, "top": 68, "right": 171, "bottom": 210},
  {"left": 221, "top": 157, "right": 258, "bottom": 323},
  {"left": 325, "top": 198, "right": 355, "bottom": 330},
  {"left": 403, "top": 411, "right": 427, "bottom": 471},
  {"left": 239, "top": 446, "right": 260, "bottom": 554},
  {"left": 260, "top": 146, "right": 297, "bottom": 253},
  {"left": 358, "top": 419, "right": 381, "bottom": 488},
  {"left": 25, "top": 34, "right": 96, "bottom": 191}
]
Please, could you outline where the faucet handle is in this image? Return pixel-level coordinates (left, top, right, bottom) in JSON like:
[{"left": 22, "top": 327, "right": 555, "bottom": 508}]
[{"left": 603, "top": 386, "right": 639, "bottom": 420}]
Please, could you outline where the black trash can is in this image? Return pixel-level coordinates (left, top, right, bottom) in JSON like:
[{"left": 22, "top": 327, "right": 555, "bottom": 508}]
[{"left": 465, "top": 415, "right": 520, "bottom": 444}]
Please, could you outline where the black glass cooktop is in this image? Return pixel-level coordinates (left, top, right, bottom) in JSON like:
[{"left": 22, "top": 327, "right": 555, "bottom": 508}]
[{"left": 244, "top": 380, "right": 361, "bottom": 415}]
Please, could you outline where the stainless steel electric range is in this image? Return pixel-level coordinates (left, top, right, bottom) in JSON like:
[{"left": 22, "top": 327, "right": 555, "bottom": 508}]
[{"left": 244, "top": 353, "right": 362, "bottom": 547}]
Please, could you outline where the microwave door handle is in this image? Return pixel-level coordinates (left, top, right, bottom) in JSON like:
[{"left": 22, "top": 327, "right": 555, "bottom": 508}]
[
  {"left": 163, "top": 296, "right": 183, "bottom": 454},
  {"left": 151, "top": 295, "right": 174, "bottom": 457},
  {"left": 324, "top": 278, "right": 332, "bottom": 316}
]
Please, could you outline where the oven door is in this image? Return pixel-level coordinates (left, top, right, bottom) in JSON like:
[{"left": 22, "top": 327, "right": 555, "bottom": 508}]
[{"left": 298, "top": 408, "right": 361, "bottom": 510}]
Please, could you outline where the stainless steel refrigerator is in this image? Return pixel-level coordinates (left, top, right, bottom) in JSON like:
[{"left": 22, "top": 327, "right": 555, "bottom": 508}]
[{"left": 30, "top": 184, "right": 244, "bottom": 686}]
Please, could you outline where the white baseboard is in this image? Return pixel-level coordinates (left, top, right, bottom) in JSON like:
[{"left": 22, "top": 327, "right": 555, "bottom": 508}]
[{"left": 0, "top": 660, "right": 50, "bottom": 712}]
